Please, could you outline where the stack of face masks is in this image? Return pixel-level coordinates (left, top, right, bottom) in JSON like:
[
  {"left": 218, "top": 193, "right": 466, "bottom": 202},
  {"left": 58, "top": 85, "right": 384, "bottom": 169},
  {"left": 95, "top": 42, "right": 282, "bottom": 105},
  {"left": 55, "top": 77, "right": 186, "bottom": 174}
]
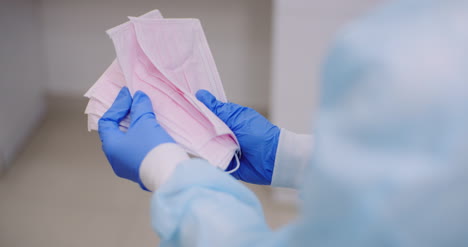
[{"left": 84, "top": 10, "right": 240, "bottom": 171}]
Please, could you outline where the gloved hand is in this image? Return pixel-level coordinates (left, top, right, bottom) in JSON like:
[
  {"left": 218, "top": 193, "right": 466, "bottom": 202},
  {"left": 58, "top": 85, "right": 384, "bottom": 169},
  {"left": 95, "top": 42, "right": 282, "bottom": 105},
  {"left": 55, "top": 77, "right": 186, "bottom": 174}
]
[
  {"left": 196, "top": 90, "right": 280, "bottom": 185},
  {"left": 98, "top": 87, "right": 175, "bottom": 189}
]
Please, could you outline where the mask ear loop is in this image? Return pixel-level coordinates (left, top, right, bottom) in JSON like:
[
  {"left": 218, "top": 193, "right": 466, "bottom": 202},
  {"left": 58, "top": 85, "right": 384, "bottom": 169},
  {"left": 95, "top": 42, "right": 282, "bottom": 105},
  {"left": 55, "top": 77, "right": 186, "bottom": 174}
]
[{"left": 226, "top": 151, "right": 240, "bottom": 174}]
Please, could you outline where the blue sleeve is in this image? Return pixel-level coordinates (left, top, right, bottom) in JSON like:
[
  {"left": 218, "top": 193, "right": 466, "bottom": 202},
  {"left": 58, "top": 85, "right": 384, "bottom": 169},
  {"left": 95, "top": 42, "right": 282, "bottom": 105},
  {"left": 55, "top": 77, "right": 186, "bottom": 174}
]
[{"left": 150, "top": 159, "right": 293, "bottom": 247}]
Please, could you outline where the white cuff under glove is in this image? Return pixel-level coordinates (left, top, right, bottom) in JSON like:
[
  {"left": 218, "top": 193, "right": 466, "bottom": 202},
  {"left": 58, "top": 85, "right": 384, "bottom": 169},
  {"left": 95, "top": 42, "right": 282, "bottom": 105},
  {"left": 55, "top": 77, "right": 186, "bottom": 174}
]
[
  {"left": 139, "top": 143, "right": 190, "bottom": 191},
  {"left": 140, "top": 129, "right": 313, "bottom": 191},
  {"left": 271, "top": 128, "right": 314, "bottom": 189}
]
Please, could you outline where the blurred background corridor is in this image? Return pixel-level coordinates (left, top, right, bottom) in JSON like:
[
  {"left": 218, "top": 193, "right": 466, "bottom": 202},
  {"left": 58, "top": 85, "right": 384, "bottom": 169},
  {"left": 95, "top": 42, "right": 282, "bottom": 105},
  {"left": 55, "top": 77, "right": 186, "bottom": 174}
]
[{"left": 0, "top": 0, "right": 380, "bottom": 246}]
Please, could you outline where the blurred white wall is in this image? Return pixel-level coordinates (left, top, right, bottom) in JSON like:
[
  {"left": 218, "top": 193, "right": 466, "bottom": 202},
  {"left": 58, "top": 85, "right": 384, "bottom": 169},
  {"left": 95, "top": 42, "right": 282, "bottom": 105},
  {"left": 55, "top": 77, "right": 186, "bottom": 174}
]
[
  {"left": 0, "top": 0, "right": 46, "bottom": 172},
  {"left": 270, "top": 0, "right": 382, "bottom": 133},
  {"left": 39, "top": 0, "right": 272, "bottom": 112}
]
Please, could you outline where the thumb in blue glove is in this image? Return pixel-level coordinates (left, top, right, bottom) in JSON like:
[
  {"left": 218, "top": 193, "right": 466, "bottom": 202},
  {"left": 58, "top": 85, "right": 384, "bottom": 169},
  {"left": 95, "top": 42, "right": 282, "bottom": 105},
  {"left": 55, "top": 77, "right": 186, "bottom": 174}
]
[
  {"left": 196, "top": 89, "right": 280, "bottom": 185},
  {"left": 99, "top": 87, "right": 175, "bottom": 189}
]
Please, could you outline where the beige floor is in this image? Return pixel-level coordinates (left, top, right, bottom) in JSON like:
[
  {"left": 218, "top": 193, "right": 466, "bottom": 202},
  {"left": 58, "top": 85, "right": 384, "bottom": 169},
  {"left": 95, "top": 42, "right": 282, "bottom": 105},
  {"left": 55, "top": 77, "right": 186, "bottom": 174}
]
[{"left": 0, "top": 100, "right": 297, "bottom": 247}]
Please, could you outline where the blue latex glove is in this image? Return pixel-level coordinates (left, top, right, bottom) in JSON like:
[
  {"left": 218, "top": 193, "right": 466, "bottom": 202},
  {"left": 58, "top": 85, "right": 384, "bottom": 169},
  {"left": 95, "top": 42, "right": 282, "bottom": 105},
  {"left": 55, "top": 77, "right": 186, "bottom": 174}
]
[
  {"left": 98, "top": 87, "right": 175, "bottom": 189},
  {"left": 196, "top": 90, "right": 280, "bottom": 185}
]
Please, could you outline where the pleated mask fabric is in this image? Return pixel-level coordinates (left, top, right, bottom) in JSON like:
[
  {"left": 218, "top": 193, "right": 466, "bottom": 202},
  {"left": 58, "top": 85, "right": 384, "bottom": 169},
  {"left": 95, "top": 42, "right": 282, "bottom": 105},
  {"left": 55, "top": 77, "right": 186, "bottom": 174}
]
[{"left": 84, "top": 10, "right": 240, "bottom": 171}]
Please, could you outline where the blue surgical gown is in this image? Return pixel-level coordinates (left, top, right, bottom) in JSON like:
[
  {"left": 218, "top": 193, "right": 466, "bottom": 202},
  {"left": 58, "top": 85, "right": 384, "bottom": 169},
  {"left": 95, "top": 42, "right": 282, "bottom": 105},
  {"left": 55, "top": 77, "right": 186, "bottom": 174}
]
[{"left": 151, "top": 0, "right": 468, "bottom": 246}]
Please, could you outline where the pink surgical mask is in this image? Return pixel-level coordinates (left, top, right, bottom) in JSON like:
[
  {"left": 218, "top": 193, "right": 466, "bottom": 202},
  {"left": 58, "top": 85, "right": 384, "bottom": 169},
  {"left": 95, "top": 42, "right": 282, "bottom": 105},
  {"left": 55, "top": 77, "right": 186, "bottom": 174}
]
[{"left": 84, "top": 10, "right": 240, "bottom": 171}]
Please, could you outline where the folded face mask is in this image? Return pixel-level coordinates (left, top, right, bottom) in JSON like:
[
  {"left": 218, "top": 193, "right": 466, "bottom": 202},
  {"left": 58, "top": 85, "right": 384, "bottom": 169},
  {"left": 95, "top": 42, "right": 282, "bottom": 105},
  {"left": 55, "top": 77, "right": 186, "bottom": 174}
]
[{"left": 84, "top": 10, "right": 240, "bottom": 171}]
